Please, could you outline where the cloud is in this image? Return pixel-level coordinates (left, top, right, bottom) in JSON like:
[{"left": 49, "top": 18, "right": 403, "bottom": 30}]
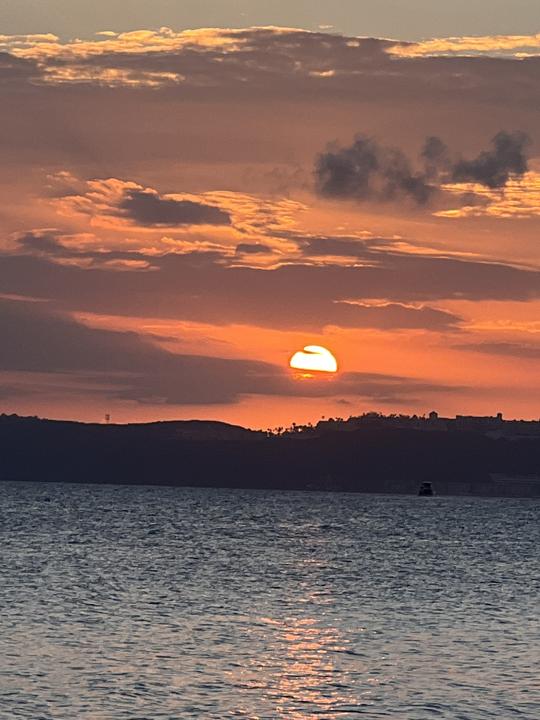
[
  {"left": 296, "top": 234, "right": 394, "bottom": 259},
  {"left": 51, "top": 179, "right": 303, "bottom": 251},
  {"left": 0, "top": 50, "right": 40, "bottom": 85},
  {"left": 118, "top": 188, "right": 231, "bottom": 227},
  {"left": 451, "top": 131, "right": 530, "bottom": 189},
  {"left": 56, "top": 178, "right": 232, "bottom": 228},
  {"left": 236, "top": 243, "right": 273, "bottom": 255},
  {"left": 328, "top": 372, "right": 465, "bottom": 405},
  {"left": 7, "top": 27, "right": 398, "bottom": 87},
  {"left": 0, "top": 33, "right": 59, "bottom": 48},
  {"left": 0, "top": 296, "right": 284, "bottom": 405},
  {"left": 0, "top": 297, "right": 461, "bottom": 406},
  {"left": 4, "top": 26, "right": 537, "bottom": 99},
  {"left": 315, "top": 135, "right": 434, "bottom": 205},
  {"left": 455, "top": 342, "right": 540, "bottom": 359},
  {"left": 421, "top": 136, "right": 450, "bottom": 179},
  {"left": 5, "top": 232, "right": 540, "bottom": 336},
  {"left": 315, "top": 131, "right": 531, "bottom": 205},
  {"left": 435, "top": 170, "right": 540, "bottom": 219},
  {"left": 13, "top": 230, "right": 157, "bottom": 270},
  {"left": 17, "top": 232, "right": 68, "bottom": 256},
  {"left": 391, "top": 33, "right": 540, "bottom": 58},
  {"left": 2, "top": 238, "right": 471, "bottom": 331}
]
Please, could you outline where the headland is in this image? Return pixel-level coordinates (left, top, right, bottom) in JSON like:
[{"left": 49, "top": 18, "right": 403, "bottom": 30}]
[{"left": 1, "top": 412, "right": 539, "bottom": 497}]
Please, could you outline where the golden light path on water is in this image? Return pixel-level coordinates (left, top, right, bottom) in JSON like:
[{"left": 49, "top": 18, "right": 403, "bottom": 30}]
[{"left": 229, "top": 615, "right": 364, "bottom": 719}]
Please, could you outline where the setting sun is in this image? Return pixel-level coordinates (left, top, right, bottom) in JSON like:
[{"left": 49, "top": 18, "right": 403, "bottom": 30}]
[{"left": 289, "top": 345, "right": 338, "bottom": 374}]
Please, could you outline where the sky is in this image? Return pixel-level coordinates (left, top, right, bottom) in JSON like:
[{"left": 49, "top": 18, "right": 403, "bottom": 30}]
[
  {"left": 0, "top": 3, "right": 539, "bottom": 427},
  {"left": 2, "top": 0, "right": 540, "bottom": 40}
]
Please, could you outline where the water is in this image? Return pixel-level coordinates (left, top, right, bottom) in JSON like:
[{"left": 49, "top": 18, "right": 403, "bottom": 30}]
[{"left": 0, "top": 483, "right": 539, "bottom": 720}]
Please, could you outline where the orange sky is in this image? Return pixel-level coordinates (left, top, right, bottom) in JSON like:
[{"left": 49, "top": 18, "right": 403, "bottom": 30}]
[{"left": 0, "top": 27, "right": 539, "bottom": 426}]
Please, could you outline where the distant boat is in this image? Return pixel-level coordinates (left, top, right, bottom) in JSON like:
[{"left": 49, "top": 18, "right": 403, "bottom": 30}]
[{"left": 418, "top": 481, "right": 435, "bottom": 496}]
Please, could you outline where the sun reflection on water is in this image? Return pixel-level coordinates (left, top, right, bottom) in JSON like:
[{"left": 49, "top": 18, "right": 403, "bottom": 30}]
[
  {"left": 230, "top": 614, "right": 366, "bottom": 719},
  {"left": 271, "top": 617, "right": 352, "bottom": 718}
]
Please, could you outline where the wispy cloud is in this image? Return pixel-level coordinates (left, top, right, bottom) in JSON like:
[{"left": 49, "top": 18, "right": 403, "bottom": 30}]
[
  {"left": 391, "top": 33, "right": 540, "bottom": 58},
  {"left": 436, "top": 171, "right": 540, "bottom": 219}
]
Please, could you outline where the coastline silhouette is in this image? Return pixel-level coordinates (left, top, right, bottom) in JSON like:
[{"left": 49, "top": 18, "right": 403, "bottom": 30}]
[{"left": 1, "top": 412, "right": 539, "bottom": 497}]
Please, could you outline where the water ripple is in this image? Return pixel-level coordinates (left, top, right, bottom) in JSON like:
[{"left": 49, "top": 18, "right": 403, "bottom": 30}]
[{"left": 0, "top": 483, "right": 539, "bottom": 719}]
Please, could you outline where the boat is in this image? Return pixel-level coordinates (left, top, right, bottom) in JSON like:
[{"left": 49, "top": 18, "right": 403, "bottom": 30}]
[{"left": 418, "top": 481, "right": 434, "bottom": 496}]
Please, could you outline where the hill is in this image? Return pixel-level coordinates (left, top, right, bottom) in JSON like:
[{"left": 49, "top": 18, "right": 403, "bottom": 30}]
[{"left": 1, "top": 414, "right": 539, "bottom": 497}]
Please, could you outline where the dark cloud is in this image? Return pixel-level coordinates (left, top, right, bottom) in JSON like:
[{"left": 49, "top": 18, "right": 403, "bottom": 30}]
[
  {"left": 0, "top": 297, "right": 460, "bottom": 405},
  {"left": 4, "top": 235, "right": 540, "bottom": 332},
  {"left": 0, "top": 51, "right": 39, "bottom": 84},
  {"left": 14, "top": 231, "right": 156, "bottom": 268},
  {"left": 315, "top": 135, "right": 434, "bottom": 205},
  {"left": 0, "top": 297, "right": 284, "bottom": 404},
  {"left": 317, "top": 371, "right": 464, "bottom": 405},
  {"left": 315, "top": 131, "right": 531, "bottom": 204},
  {"left": 455, "top": 342, "right": 540, "bottom": 359},
  {"left": 0, "top": 246, "right": 465, "bottom": 331},
  {"left": 236, "top": 243, "right": 272, "bottom": 255},
  {"left": 297, "top": 235, "right": 386, "bottom": 258},
  {"left": 118, "top": 188, "right": 231, "bottom": 227},
  {"left": 451, "top": 131, "right": 530, "bottom": 188},
  {"left": 17, "top": 232, "right": 68, "bottom": 256},
  {"left": 421, "top": 136, "right": 450, "bottom": 179},
  {"left": 6, "top": 234, "right": 540, "bottom": 330},
  {"left": 19, "top": 31, "right": 400, "bottom": 92},
  {"left": 2, "top": 30, "right": 539, "bottom": 111}
]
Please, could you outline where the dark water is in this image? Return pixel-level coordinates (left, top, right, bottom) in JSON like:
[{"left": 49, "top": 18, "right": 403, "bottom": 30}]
[{"left": 0, "top": 483, "right": 539, "bottom": 719}]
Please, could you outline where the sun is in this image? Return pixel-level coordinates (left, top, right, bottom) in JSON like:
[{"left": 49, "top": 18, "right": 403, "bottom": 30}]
[{"left": 289, "top": 345, "right": 338, "bottom": 374}]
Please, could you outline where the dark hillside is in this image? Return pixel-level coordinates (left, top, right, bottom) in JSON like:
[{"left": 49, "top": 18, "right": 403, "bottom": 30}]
[{"left": 1, "top": 415, "right": 539, "bottom": 497}]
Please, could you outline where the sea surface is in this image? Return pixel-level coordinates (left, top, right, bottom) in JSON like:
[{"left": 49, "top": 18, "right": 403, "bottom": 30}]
[{"left": 0, "top": 482, "right": 539, "bottom": 720}]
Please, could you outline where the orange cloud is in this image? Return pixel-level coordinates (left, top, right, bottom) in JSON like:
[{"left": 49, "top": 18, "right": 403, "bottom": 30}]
[
  {"left": 435, "top": 171, "right": 540, "bottom": 219},
  {"left": 391, "top": 33, "right": 540, "bottom": 58},
  {"left": 50, "top": 177, "right": 305, "bottom": 260}
]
